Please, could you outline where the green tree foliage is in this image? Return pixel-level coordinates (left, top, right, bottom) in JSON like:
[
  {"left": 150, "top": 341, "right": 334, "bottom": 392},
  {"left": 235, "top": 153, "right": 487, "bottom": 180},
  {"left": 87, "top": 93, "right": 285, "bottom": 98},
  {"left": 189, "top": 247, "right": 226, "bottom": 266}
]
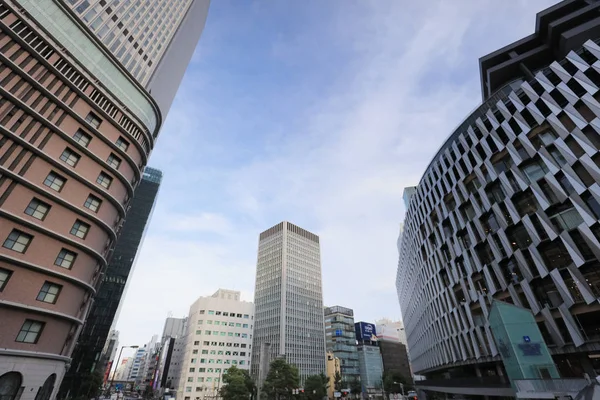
[
  {"left": 221, "top": 366, "right": 256, "bottom": 400},
  {"left": 382, "top": 372, "right": 410, "bottom": 394},
  {"left": 262, "top": 358, "right": 300, "bottom": 400},
  {"left": 349, "top": 379, "right": 361, "bottom": 396},
  {"left": 77, "top": 369, "right": 104, "bottom": 400},
  {"left": 303, "top": 374, "right": 328, "bottom": 400},
  {"left": 333, "top": 371, "right": 342, "bottom": 392}
]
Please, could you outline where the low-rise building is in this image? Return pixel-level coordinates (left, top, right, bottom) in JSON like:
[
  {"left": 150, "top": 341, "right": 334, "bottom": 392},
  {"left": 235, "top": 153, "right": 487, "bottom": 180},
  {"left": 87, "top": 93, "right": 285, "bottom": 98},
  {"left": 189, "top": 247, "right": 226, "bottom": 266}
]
[
  {"left": 324, "top": 306, "right": 360, "bottom": 387},
  {"left": 177, "top": 289, "right": 254, "bottom": 400},
  {"left": 326, "top": 352, "right": 341, "bottom": 399}
]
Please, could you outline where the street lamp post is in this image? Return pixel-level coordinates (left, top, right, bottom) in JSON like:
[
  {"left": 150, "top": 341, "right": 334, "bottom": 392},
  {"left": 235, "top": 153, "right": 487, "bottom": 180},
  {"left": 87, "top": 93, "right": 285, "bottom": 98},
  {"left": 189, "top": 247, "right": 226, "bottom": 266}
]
[{"left": 109, "top": 345, "right": 139, "bottom": 394}]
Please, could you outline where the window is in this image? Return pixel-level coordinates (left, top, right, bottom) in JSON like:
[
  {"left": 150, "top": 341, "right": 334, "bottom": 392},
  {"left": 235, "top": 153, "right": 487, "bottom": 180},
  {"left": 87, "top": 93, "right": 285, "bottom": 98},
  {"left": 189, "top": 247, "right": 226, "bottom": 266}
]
[
  {"left": 205, "top": 331, "right": 211, "bottom": 335},
  {"left": 44, "top": 172, "right": 66, "bottom": 192},
  {"left": 193, "top": 341, "right": 200, "bottom": 345},
  {"left": 200, "top": 359, "right": 206, "bottom": 364},
  {"left": 208, "top": 310, "right": 215, "bottom": 315},
  {"left": 197, "top": 320, "right": 203, "bottom": 325},
  {"left": 73, "top": 129, "right": 91, "bottom": 147},
  {"left": 116, "top": 136, "right": 129, "bottom": 151},
  {"left": 216, "top": 311, "right": 222, "bottom": 315},
  {"left": 97, "top": 172, "right": 112, "bottom": 189},
  {"left": 199, "top": 310, "right": 205, "bottom": 314},
  {"left": 36, "top": 282, "right": 62, "bottom": 304},
  {"left": 70, "top": 220, "right": 90, "bottom": 239},
  {"left": 207, "top": 320, "right": 213, "bottom": 325},
  {"left": 55, "top": 249, "right": 76, "bottom": 269},
  {"left": 0, "top": 268, "right": 12, "bottom": 291},
  {"left": 235, "top": 323, "right": 241, "bottom": 327},
  {"left": 24, "top": 198, "right": 51, "bottom": 220},
  {"left": 60, "top": 148, "right": 80, "bottom": 167},
  {"left": 243, "top": 314, "right": 249, "bottom": 319},
  {"left": 185, "top": 387, "right": 191, "bottom": 393},
  {"left": 188, "top": 368, "right": 195, "bottom": 373},
  {"left": 107, "top": 153, "right": 121, "bottom": 169},
  {"left": 243, "top": 324, "right": 248, "bottom": 328},
  {"left": 203, "top": 341, "right": 210, "bottom": 346},
  {"left": 191, "top": 358, "right": 197, "bottom": 363},
  {"left": 85, "top": 112, "right": 102, "bottom": 128},
  {"left": 202, "top": 350, "right": 208, "bottom": 355},
  {"left": 522, "top": 159, "right": 548, "bottom": 182},
  {"left": 3, "top": 230, "right": 32, "bottom": 253},
  {"left": 193, "top": 350, "right": 198, "bottom": 355},
  {"left": 223, "top": 312, "right": 229, "bottom": 316},
  {"left": 15, "top": 320, "right": 44, "bottom": 343},
  {"left": 84, "top": 194, "right": 102, "bottom": 212},
  {"left": 187, "top": 378, "right": 193, "bottom": 383},
  {"left": 195, "top": 330, "right": 201, "bottom": 335}
]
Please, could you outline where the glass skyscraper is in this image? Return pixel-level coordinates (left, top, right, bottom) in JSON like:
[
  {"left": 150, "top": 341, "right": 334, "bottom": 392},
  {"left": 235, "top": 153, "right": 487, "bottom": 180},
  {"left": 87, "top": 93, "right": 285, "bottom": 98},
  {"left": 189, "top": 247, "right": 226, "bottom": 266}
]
[
  {"left": 58, "top": 167, "right": 162, "bottom": 399},
  {"left": 251, "top": 222, "right": 327, "bottom": 384}
]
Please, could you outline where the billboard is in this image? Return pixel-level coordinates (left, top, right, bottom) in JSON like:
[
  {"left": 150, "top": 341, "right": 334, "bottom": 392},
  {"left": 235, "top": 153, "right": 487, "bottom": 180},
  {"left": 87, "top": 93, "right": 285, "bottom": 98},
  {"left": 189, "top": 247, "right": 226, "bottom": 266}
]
[{"left": 355, "top": 322, "right": 377, "bottom": 342}]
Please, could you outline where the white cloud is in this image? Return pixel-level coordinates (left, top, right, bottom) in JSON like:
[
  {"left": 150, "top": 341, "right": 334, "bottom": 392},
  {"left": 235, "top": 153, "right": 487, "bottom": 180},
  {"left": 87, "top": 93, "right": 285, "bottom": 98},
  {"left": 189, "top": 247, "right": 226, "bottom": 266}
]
[{"left": 115, "top": 0, "right": 560, "bottom": 346}]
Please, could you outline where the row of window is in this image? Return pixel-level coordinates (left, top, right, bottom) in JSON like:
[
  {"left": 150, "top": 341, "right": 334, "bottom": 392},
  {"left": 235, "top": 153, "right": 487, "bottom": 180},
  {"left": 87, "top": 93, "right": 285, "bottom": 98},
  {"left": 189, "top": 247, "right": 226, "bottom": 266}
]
[
  {"left": 197, "top": 320, "right": 250, "bottom": 328},
  {"left": 196, "top": 330, "right": 250, "bottom": 338},
  {"left": 199, "top": 310, "right": 250, "bottom": 318},
  {"left": 2, "top": 230, "right": 77, "bottom": 267},
  {"left": 45, "top": 168, "right": 112, "bottom": 192},
  {"left": 193, "top": 350, "right": 247, "bottom": 356},
  {"left": 192, "top": 341, "right": 248, "bottom": 349},
  {"left": 0, "top": 270, "right": 62, "bottom": 305},
  {"left": 190, "top": 358, "right": 246, "bottom": 365}
]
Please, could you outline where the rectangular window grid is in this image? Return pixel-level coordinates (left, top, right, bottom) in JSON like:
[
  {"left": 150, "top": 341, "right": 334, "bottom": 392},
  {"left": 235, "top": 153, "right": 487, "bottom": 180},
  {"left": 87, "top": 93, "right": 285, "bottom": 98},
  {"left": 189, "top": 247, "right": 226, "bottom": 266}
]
[
  {"left": 60, "top": 148, "right": 80, "bottom": 167},
  {"left": 3, "top": 230, "right": 32, "bottom": 253},
  {"left": 73, "top": 129, "right": 91, "bottom": 147},
  {"left": 70, "top": 220, "right": 90, "bottom": 239},
  {"left": 44, "top": 172, "right": 66, "bottom": 192},
  {"left": 15, "top": 320, "right": 44, "bottom": 343},
  {"left": 84, "top": 194, "right": 102, "bottom": 213},
  {"left": 54, "top": 249, "right": 76, "bottom": 269},
  {"left": 24, "top": 198, "right": 50, "bottom": 220},
  {"left": 97, "top": 172, "right": 112, "bottom": 189},
  {"left": 107, "top": 153, "right": 121, "bottom": 169},
  {"left": 0, "top": 268, "right": 12, "bottom": 291},
  {"left": 36, "top": 282, "right": 61, "bottom": 304},
  {"left": 116, "top": 137, "right": 129, "bottom": 151},
  {"left": 85, "top": 112, "right": 102, "bottom": 128}
]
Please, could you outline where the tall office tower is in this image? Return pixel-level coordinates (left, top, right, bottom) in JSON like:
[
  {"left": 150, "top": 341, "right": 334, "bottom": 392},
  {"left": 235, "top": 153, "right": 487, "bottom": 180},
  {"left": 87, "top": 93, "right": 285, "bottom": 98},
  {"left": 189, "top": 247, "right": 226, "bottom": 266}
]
[
  {"left": 177, "top": 289, "right": 254, "bottom": 400},
  {"left": 59, "top": 167, "right": 162, "bottom": 398},
  {"left": 396, "top": 1, "right": 600, "bottom": 398},
  {"left": 251, "top": 222, "right": 327, "bottom": 383},
  {"left": 324, "top": 306, "right": 360, "bottom": 387},
  {"left": 0, "top": 0, "right": 208, "bottom": 397}
]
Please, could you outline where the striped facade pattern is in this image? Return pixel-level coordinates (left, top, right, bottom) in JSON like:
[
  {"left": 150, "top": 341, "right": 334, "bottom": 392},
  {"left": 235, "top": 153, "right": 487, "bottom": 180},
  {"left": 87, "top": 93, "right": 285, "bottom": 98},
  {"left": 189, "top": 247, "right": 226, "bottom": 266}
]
[
  {"left": 0, "top": 0, "right": 155, "bottom": 395},
  {"left": 397, "top": 39, "right": 600, "bottom": 374}
]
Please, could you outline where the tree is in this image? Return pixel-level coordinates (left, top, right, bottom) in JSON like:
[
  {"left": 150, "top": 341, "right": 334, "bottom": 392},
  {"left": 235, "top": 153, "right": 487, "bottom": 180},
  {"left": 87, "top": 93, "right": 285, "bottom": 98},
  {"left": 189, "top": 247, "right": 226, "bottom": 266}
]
[
  {"left": 303, "top": 374, "right": 328, "bottom": 400},
  {"left": 349, "top": 379, "right": 361, "bottom": 398},
  {"left": 143, "top": 385, "right": 154, "bottom": 400},
  {"left": 220, "top": 366, "right": 256, "bottom": 400},
  {"left": 334, "top": 371, "right": 342, "bottom": 392},
  {"left": 262, "top": 358, "right": 300, "bottom": 400},
  {"left": 78, "top": 369, "right": 104, "bottom": 400},
  {"left": 382, "top": 372, "right": 410, "bottom": 394}
]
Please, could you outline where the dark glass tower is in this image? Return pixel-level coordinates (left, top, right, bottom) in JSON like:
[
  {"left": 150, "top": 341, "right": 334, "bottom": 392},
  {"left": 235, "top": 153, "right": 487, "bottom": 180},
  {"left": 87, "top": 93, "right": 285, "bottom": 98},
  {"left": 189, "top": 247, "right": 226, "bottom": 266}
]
[{"left": 59, "top": 167, "right": 162, "bottom": 399}]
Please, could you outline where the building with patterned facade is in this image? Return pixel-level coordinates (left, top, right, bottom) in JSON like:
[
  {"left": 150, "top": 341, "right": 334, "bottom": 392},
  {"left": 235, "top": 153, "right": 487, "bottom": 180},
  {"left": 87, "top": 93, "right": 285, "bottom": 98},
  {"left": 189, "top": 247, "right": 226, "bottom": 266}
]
[
  {"left": 324, "top": 306, "right": 360, "bottom": 387},
  {"left": 251, "top": 222, "right": 327, "bottom": 384},
  {"left": 0, "top": 0, "right": 209, "bottom": 399},
  {"left": 396, "top": 0, "right": 600, "bottom": 397},
  {"left": 176, "top": 289, "right": 254, "bottom": 400}
]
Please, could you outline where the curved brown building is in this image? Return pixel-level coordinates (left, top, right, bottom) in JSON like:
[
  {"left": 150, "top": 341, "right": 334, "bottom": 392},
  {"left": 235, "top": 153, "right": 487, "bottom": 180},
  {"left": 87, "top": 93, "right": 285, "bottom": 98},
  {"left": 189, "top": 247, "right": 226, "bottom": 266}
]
[{"left": 0, "top": 0, "right": 209, "bottom": 399}]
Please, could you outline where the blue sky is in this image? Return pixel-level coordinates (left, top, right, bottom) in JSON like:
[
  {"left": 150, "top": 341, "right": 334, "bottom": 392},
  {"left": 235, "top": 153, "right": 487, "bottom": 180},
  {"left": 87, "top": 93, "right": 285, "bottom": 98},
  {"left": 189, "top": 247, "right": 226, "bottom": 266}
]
[{"left": 115, "top": 0, "right": 560, "bottom": 349}]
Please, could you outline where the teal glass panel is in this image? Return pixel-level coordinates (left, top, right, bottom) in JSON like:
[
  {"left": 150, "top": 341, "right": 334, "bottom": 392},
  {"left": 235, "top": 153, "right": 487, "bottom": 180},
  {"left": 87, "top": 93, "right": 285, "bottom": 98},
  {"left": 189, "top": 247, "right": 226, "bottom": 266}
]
[{"left": 488, "top": 301, "right": 559, "bottom": 385}]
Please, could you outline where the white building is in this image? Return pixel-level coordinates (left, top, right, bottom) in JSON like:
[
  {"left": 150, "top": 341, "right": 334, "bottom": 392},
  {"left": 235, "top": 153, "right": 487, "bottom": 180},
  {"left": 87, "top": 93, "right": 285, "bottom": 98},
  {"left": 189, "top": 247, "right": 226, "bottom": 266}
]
[
  {"left": 129, "top": 347, "right": 147, "bottom": 382},
  {"left": 177, "top": 289, "right": 254, "bottom": 400},
  {"left": 375, "top": 319, "right": 407, "bottom": 345},
  {"left": 251, "top": 222, "right": 327, "bottom": 384}
]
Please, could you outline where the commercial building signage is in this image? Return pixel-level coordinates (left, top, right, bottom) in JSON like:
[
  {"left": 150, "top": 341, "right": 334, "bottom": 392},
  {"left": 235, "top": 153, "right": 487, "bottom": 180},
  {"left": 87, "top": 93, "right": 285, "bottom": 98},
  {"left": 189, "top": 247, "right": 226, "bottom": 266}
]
[{"left": 355, "top": 322, "right": 377, "bottom": 341}]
